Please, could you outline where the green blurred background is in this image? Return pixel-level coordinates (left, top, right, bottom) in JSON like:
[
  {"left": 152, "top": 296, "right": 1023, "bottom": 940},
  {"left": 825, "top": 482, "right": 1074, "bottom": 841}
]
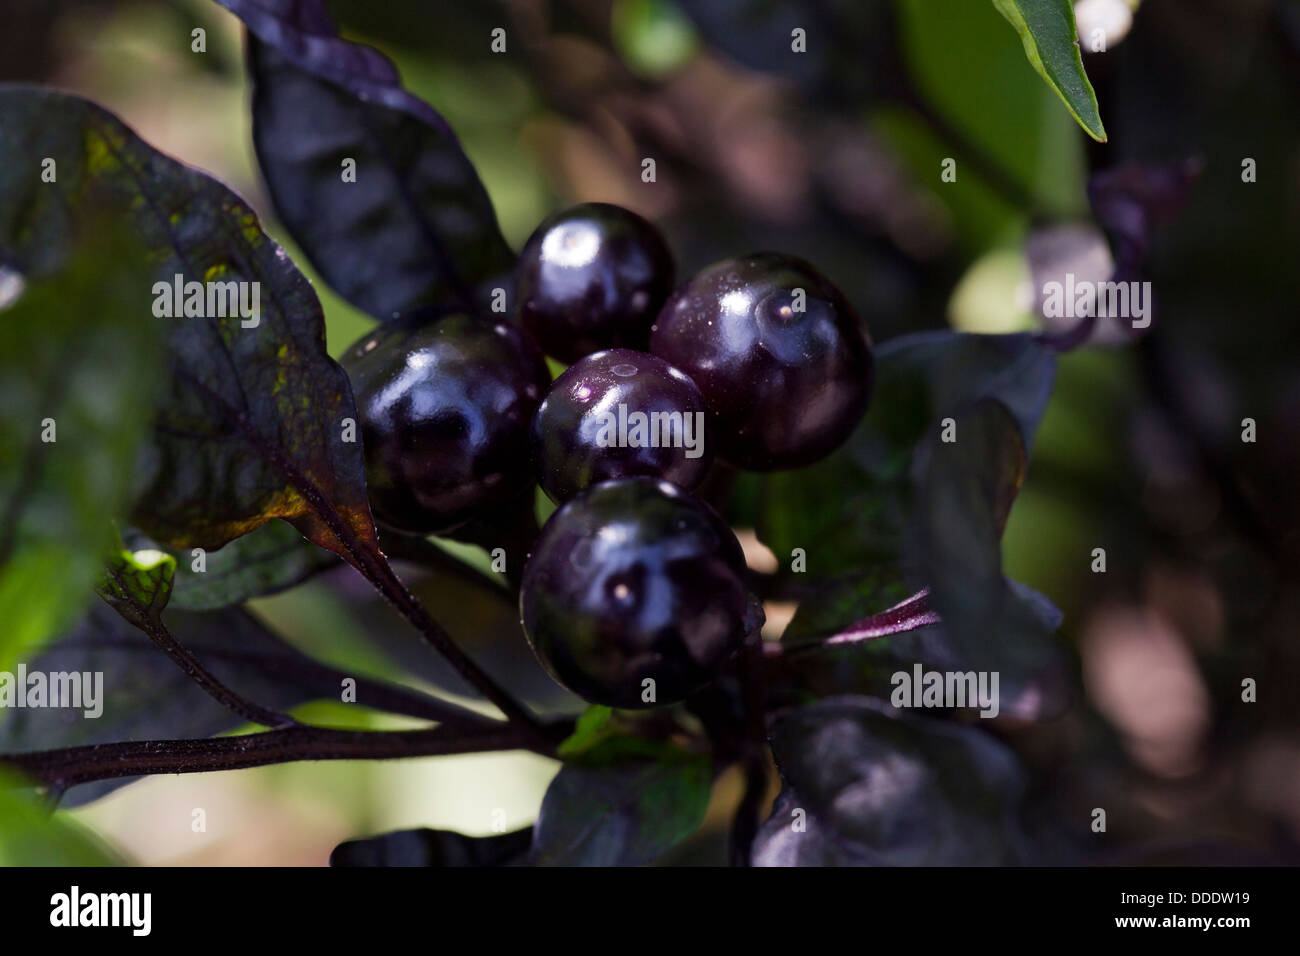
[{"left": 3, "top": 0, "right": 1298, "bottom": 864}]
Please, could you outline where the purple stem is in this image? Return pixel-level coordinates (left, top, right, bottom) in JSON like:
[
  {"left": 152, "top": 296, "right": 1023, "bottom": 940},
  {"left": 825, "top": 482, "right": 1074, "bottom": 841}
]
[{"left": 766, "top": 589, "right": 940, "bottom": 658}]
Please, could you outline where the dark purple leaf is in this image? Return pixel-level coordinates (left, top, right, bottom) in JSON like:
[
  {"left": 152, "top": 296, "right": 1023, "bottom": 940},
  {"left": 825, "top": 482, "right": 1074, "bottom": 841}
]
[
  {"left": 1088, "top": 159, "right": 1202, "bottom": 279},
  {"left": 759, "top": 330, "right": 1056, "bottom": 580},
  {"left": 1041, "top": 158, "right": 1200, "bottom": 348},
  {"left": 530, "top": 751, "right": 711, "bottom": 866},
  {"left": 330, "top": 826, "right": 532, "bottom": 867},
  {"left": 902, "top": 398, "right": 1069, "bottom": 718},
  {"left": 755, "top": 696, "right": 1032, "bottom": 866},
  {"left": 0, "top": 86, "right": 382, "bottom": 564},
  {"left": 760, "top": 335, "right": 1065, "bottom": 717},
  {"left": 216, "top": 0, "right": 516, "bottom": 319},
  {"left": 751, "top": 787, "right": 872, "bottom": 865},
  {"left": 0, "top": 85, "right": 379, "bottom": 564}
]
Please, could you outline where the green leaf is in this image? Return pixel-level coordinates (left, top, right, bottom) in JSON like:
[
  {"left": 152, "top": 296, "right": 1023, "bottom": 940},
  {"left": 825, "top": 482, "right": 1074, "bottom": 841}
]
[
  {"left": 612, "top": 0, "right": 701, "bottom": 79},
  {"left": 555, "top": 705, "right": 616, "bottom": 759},
  {"left": 992, "top": 0, "right": 1107, "bottom": 141},
  {"left": 0, "top": 86, "right": 381, "bottom": 565},
  {"left": 555, "top": 705, "right": 698, "bottom": 764},
  {"left": 531, "top": 750, "right": 712, "bottom": 865},
  {"left": 0, "top": 772, "right": 120, "bottom": 864},
  {"left": 754, "top": 697, "right": 1031, "bottom": 866},
  {"left": 889, "top": 0, "right": 1088, "bottom": 252},
  {"left": 127, "top": 521, "right": 337, "bottom": 612},
  {"left": 96, "top": 543, "right": 176, "bottom": 630},
  {"left": 0, "top": 216, "right": 165, "bottom": 671}
]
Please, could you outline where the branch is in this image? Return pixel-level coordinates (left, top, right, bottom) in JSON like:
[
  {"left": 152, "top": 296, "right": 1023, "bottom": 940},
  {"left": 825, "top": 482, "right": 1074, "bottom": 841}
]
[
  {"left": 355, "top": 554, "right": 547, "bottom": 739},
  {"left": 731, "top": 625, "right": 771, "bottom": 867},
  {"left": 273, "top": 462, "right": 543, "bottom": 735},
  {"left": 378, "top": 527, "right": 512, "bottom": 599},
  {"left": 765, "top": 589, "right": 939, "bottom": 660},
  {"left": 68, "top": 611, "right": 497, "bottom": 731},
  {"left": 3, "top": 720, "right": 570, "bottom": 792},
  {"left": 180, "top": 371, "right": 546, "bottom": 740},
  {"left": 101, "top": 572, "right": 296, "bottom": 730},
  {"left": 294, "top": 479, "right": 546, "bottom": 736}
]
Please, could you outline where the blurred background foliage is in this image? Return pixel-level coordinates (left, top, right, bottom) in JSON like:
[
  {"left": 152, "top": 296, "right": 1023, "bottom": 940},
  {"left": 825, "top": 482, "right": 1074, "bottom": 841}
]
[{"left": 2, "top": 0, "right": 1298, "bottom": 864}]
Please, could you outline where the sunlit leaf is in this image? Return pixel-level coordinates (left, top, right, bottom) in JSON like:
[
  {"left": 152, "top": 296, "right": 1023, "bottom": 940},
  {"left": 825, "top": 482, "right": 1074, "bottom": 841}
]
[
  {"left": 127, "top": 521, "right": 338, "bottom": 612},
  {"left": 0, "top": 772, "right": 120, "bottom": 865},
  {"left": 0, "top": 210, "right": 164, "bottom": 669},
  {"left": 96, "top": 543, "right": 176, "bottom": 631},
  {"left": 0, "top": 87, "right": 381, "bottom": 565},
  {"left": 992, "top": 0, "right": 1107, "bottom": 141}
]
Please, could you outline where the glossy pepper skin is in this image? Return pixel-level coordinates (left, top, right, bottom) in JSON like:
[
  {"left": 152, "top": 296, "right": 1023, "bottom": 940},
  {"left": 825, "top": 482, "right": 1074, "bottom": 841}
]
[
  {"left": 342, "top": 314, "right": 550, "bottom": 535},
  {"left": 515, "top": 203, "right": 674, "bottom": 363},
  {"left": 519, "top": 478, "right": 749, "bottom": 709},
  {"left": 649, "top": 253, "right": 873, "bottom": 471},
  {"left": 531, "top": 348, "right": 712, "bottom": 505}
]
